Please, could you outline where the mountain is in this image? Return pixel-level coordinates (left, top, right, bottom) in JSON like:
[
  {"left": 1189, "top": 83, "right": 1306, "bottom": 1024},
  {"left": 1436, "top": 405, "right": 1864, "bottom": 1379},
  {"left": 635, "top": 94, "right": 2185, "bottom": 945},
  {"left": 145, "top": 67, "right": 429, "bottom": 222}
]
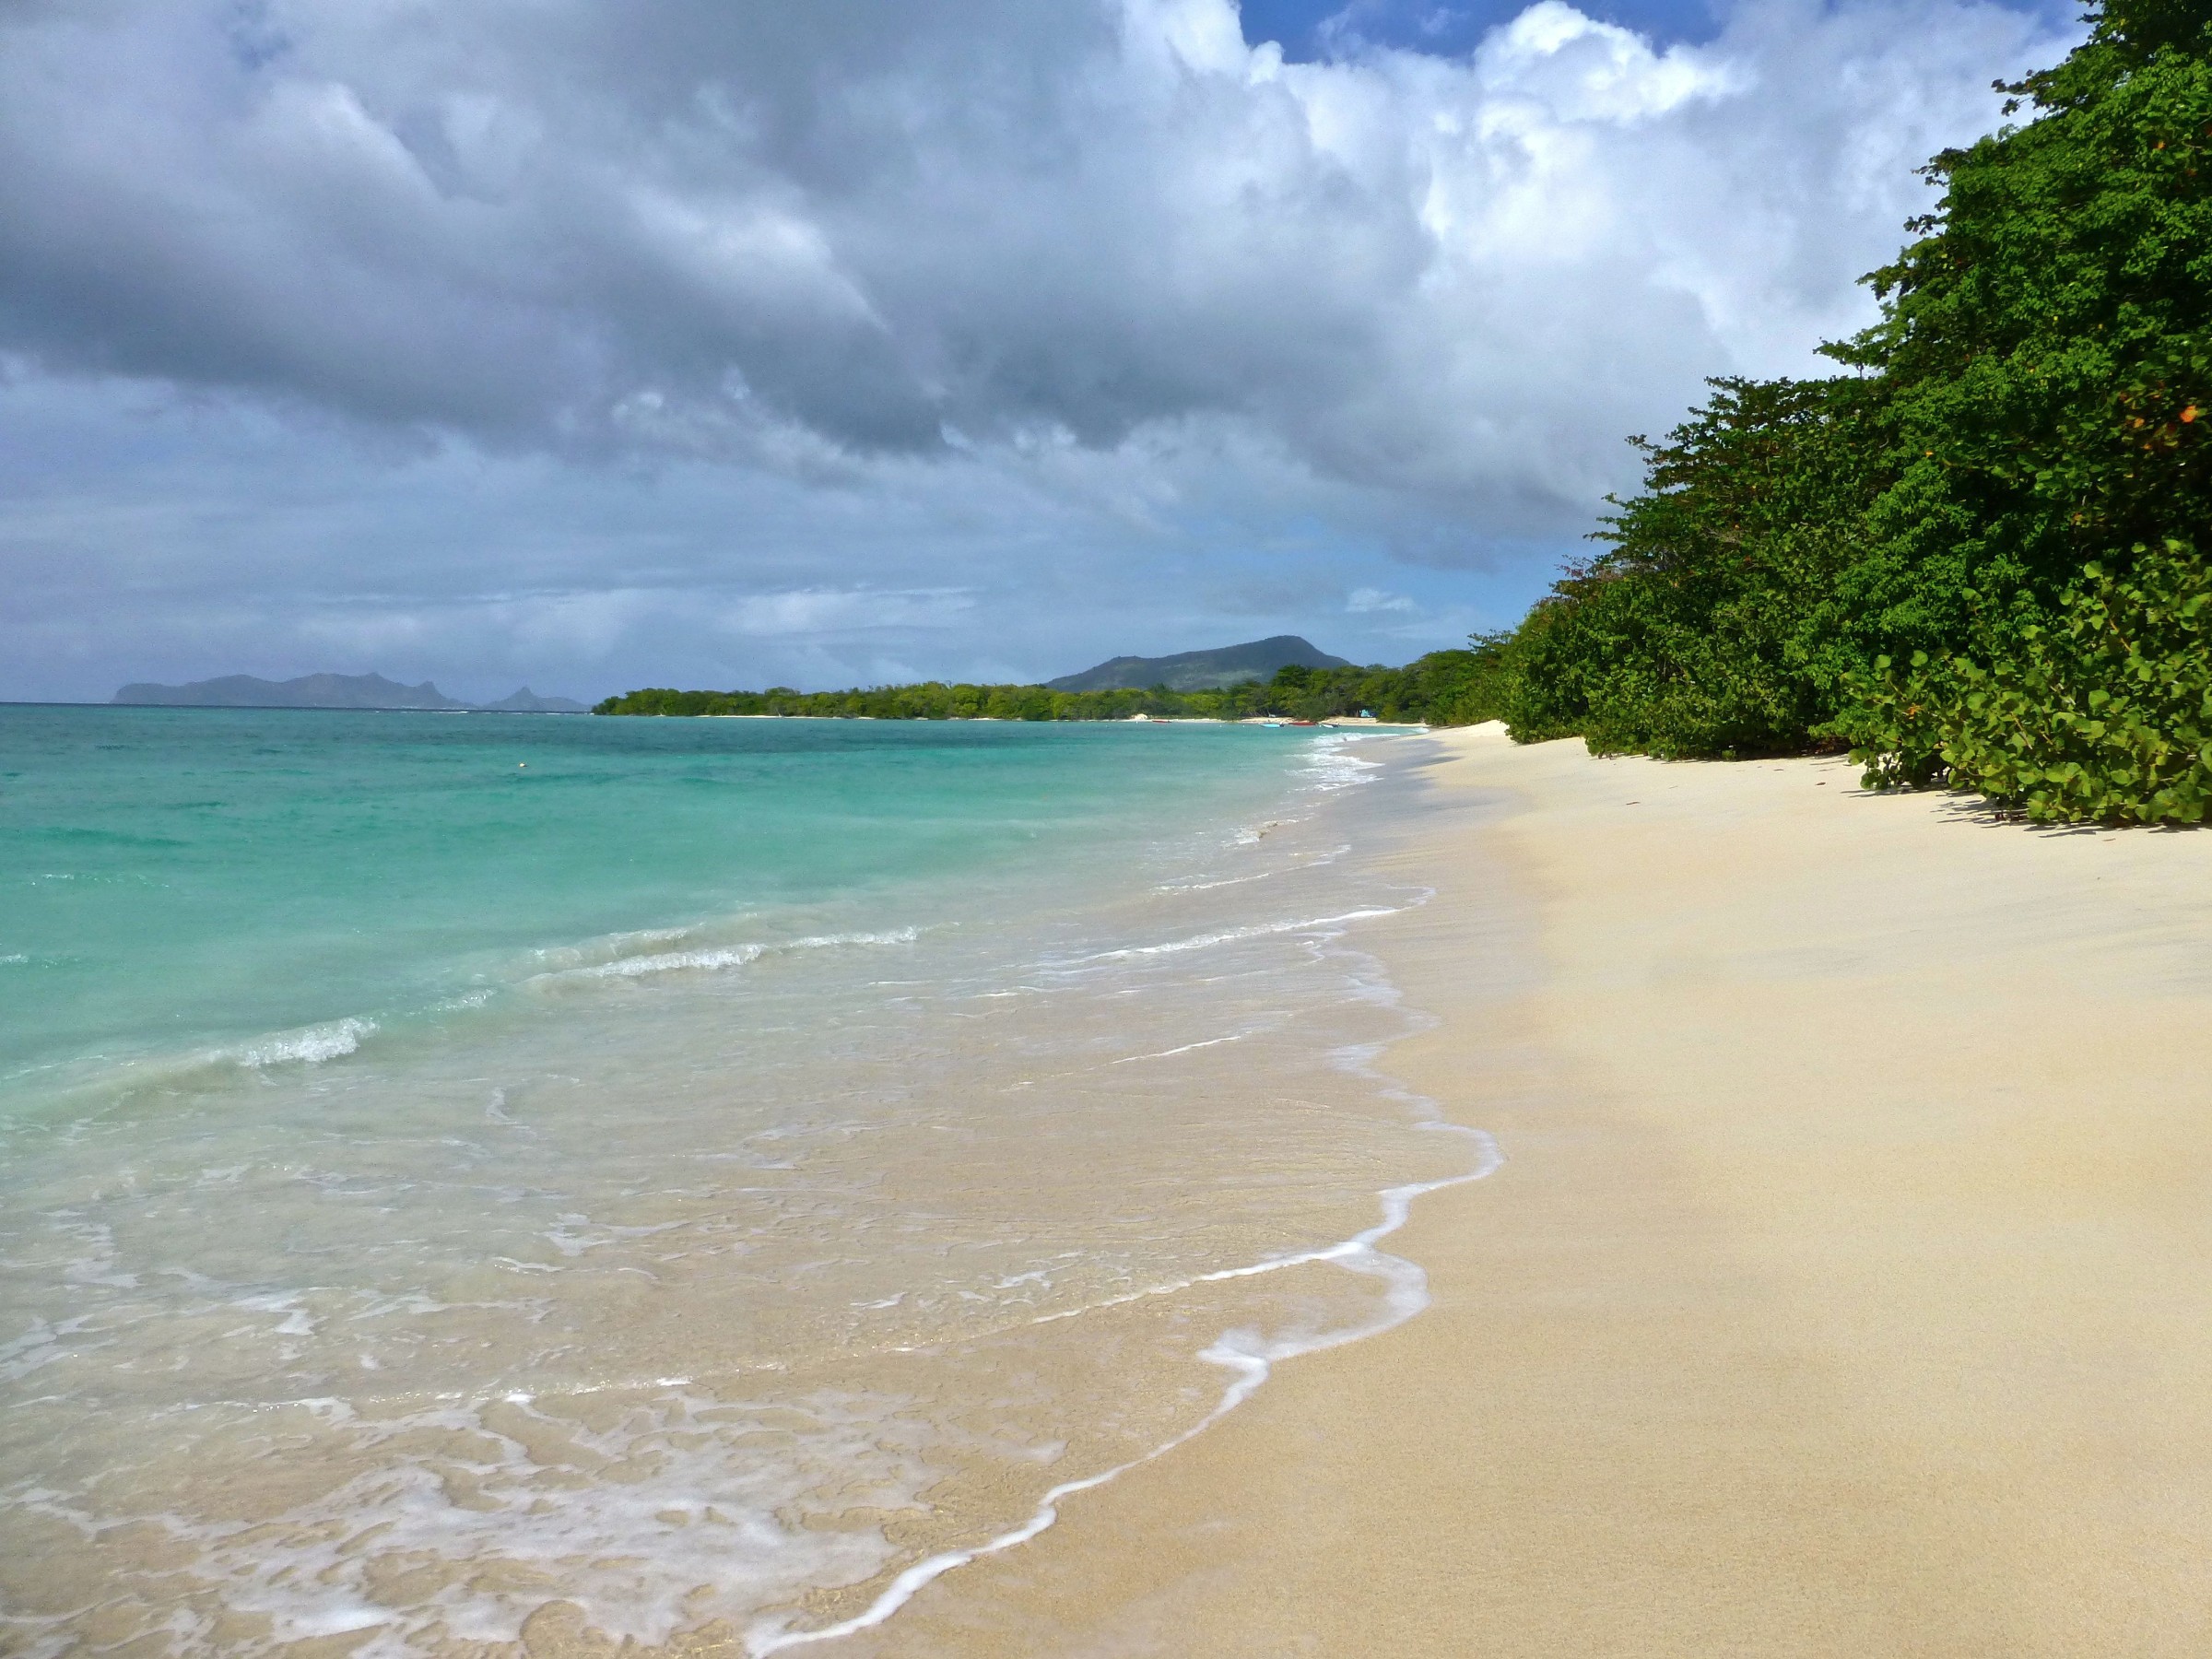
[
  {"left": 1045, "top": 635, "right": 1352, "bottom": 692},
  {"left": 477, "top": 687, "right": 590, "bottom": 712},
  {"left": 111, "top": 673, "right": 585, "bottom": 712}
]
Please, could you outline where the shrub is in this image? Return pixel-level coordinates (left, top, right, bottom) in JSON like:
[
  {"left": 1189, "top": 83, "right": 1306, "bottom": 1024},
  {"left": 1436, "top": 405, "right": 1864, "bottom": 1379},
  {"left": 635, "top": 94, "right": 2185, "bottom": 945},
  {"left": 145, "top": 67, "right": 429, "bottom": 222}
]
[{"left": 1853, "top": 540, "right": 2212, "bottom": 822}]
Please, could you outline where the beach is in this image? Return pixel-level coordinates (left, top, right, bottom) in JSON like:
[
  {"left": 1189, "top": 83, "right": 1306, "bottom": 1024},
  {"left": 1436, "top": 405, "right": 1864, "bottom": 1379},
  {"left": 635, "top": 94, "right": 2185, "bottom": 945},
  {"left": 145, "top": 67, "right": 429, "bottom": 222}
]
[
  {"left": 12, "top": 712, "right": 2212, "bottom": 1656},
  {"left": 818, "top": 723, "right": 2212, "bottom": 1658}
]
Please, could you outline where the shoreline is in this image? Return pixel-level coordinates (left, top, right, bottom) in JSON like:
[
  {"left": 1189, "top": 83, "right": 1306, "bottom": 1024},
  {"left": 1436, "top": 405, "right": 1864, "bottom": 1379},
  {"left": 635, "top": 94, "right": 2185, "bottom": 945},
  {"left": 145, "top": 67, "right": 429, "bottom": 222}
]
[
  {"left": 819, "top": 723, "right": 2212, "bottom": 1657},
  {"left": 3, "top": 717, "right": 1475, "bottom": 1655}
]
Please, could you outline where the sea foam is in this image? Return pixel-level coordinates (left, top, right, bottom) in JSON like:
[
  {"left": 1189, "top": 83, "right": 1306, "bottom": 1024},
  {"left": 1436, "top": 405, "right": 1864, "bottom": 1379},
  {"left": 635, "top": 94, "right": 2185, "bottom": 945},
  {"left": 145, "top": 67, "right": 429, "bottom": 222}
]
[
  {"left": 535, "top": 927, "right": 920, "bottom": 983},
  {"left": 224, "top": 1017, "right": 375, "bottom": 1067}
]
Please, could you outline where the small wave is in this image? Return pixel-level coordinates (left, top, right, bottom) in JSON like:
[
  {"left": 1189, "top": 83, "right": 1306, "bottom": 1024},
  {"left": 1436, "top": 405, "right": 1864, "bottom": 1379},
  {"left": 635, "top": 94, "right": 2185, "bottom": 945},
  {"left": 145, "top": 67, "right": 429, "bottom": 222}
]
[
  {"left": 0, "top": 953, "right": 28, "bottom": 966},
  {"left": 0, "top": 1014, "right": 379, "bottom": 1112},
  {"left": 225, "top": 1018, "right": 375, "bottom": 1068},
  {"left": 1060, "top": 907, "right": 1400, "bottom": 966},
  {"left": 537, "top": 928, "right": 919, "bottom": 984},
  {"left": 1155, "top": 844, "right": 1349, "bottom": 894},
  {"left": 568, "top": 943, "right": 768, "bottom": 980},
  {"left": 1297, "top": 738, "right": 1385, "bottom": 794},
  {"left": 530, "top": 924, "right": 696, "bottom": 966},
  {"left": 1111, "top": 1030, "right": 1256, "bottom": 1065}
]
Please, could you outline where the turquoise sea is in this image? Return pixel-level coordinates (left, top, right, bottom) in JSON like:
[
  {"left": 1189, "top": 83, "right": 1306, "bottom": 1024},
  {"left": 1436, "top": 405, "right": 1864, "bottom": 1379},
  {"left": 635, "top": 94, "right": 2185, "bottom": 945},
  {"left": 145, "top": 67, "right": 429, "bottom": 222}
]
[
  {"left": 1, "top": 708, "right": 1323, "bottom": 1095},
  {"left": 0, "top": 708, "right": 1488, "bottom": 1655}
]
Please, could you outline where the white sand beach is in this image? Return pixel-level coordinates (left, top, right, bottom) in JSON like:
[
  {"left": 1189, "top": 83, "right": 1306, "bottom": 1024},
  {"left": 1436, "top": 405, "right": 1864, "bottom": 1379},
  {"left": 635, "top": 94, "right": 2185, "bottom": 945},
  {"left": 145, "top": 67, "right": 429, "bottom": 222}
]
[{"left": 807, "top": 723, "right": 2212, "bottom": 1659}]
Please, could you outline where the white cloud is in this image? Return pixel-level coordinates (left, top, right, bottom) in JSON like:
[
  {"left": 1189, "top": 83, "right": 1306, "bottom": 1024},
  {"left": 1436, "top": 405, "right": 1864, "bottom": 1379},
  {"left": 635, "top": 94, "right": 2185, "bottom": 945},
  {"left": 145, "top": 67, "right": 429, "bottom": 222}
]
[
  {"left": 1347, "top": 586, "right": 1417, "bottom": 613},
  {"left": 715, "top": 589, "right": 977, "bottom": 638}
]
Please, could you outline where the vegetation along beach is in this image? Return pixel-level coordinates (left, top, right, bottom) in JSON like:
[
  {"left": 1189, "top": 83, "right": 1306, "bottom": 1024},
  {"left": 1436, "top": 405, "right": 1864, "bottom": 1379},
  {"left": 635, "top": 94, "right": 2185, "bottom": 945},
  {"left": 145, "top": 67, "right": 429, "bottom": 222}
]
[{"left": 3, "top": 1, "right": 2211, "bottom": 1655}]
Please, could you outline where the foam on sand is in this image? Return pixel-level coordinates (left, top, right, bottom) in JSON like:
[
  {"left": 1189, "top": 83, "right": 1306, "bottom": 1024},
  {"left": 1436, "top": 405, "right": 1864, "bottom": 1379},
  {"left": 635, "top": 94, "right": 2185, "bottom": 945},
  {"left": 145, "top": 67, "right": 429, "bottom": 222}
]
[{"left": 747, "top": 1075, "right": 1500, "bottom": 1655}]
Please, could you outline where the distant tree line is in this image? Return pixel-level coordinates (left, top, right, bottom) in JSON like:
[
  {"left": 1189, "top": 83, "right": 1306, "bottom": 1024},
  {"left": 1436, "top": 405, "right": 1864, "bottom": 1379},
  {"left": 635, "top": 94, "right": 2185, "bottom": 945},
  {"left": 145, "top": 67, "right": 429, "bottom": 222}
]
[{"left": 594, "top": 642, "right": 1514, "bottom": 726}]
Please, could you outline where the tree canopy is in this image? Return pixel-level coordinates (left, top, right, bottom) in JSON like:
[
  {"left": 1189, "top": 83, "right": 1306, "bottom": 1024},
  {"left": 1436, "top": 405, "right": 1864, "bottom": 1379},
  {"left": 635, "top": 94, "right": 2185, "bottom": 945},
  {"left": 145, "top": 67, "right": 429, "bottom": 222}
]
[{"left": 1492, "top": 0, "right": 2212, "bottom": 820}]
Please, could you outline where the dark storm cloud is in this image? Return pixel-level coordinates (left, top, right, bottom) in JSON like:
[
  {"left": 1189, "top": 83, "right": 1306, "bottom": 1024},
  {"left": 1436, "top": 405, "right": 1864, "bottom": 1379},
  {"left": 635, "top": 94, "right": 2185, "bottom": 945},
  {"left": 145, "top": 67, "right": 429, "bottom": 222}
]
[
  {"left": 0, "top": 0, "right": 2077, "bottom": 700},
  {"left": 0, "top": 1, "right": 2065, "bottom": 497}
]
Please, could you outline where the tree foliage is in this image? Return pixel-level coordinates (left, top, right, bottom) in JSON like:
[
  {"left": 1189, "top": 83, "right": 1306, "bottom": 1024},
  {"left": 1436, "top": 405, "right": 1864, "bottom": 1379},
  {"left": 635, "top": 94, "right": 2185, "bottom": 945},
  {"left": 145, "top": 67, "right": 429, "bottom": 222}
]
[
  {"left": 1500, "top": 376, "right": 1887, "bottom": 759},
  {"left": 1853, "top": 540, "right": 2212, "bottom": 821},
  {"left": 1490, "top": 0, "right": 2212, "bottom": 822}
]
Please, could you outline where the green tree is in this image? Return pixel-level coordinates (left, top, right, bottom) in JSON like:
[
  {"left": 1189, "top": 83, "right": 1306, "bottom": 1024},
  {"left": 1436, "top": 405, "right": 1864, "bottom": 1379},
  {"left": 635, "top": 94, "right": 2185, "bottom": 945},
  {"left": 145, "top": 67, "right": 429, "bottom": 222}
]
[
  {"left": 1500, "top": 376, "right": 1886, "bottom": 757},
  {"left": 1492, "top": 0, "right": 2212, "bottom": 820}
]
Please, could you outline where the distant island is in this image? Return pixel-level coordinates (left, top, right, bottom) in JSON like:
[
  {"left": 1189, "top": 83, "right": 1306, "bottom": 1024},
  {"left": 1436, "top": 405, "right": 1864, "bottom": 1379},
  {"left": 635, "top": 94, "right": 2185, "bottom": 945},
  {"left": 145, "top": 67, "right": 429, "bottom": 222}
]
[
  {"left": 1045, "top": 636, "right": 1351, "bottom": 693},
  {"left": 112, "top": 673, "right": 587, "bottom": 712}
]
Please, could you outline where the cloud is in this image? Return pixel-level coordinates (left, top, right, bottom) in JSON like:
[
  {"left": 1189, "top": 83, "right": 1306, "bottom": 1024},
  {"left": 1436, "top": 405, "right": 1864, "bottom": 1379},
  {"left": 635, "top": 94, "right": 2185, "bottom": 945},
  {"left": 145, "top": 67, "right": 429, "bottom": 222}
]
[
  {"left": 0, "top": 0, "right": 2076, "bottom": 697},
  {"left": 714, "top": 588, "right": 978, "bottom": 638},
  {"left": 1347, "top": 586, "right": 1417, "bottom": 613}
]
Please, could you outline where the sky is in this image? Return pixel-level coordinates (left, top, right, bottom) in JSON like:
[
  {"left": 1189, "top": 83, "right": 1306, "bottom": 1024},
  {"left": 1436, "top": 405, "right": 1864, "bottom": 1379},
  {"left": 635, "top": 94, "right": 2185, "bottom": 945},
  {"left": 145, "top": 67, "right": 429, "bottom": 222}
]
[{"left": 0, "top": 0, "right": 2083, "bottom": 703}]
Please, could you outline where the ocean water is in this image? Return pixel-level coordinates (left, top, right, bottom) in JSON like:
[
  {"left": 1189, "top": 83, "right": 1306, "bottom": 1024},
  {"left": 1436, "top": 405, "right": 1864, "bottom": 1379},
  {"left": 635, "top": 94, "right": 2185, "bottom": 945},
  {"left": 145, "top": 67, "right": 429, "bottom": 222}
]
[{"left": 0, "top": 707, "right": 1491, "bottom": 1655}]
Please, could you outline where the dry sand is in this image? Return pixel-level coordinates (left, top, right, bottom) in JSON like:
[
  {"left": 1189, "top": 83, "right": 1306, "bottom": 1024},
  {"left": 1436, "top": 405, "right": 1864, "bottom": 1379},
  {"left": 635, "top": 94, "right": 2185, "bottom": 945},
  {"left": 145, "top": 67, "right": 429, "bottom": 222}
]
[{"left": 818, "top": 722, "right": 2212, "bottom": 1659}]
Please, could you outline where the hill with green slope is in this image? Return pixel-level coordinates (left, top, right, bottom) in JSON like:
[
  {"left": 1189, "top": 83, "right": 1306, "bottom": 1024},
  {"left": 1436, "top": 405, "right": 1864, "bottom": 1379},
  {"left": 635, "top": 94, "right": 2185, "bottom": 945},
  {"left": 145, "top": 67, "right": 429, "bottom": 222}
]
[{"left": 1044, "top": 636, "right": 1351, "bottom": 692}]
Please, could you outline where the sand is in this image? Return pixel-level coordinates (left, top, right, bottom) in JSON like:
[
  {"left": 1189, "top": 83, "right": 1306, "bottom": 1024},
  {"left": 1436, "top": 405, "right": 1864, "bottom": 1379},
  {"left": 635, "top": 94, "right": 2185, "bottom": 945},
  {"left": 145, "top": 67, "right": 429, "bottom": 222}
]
[{"left": 814, "top": 723, "right": 2212, "bottom": 1659}]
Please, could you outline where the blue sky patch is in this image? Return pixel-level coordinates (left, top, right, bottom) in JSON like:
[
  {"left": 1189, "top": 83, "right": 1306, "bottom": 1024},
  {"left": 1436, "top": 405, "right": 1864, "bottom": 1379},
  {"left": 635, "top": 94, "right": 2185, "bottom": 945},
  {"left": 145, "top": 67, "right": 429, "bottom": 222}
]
[{"left": 1238, "top": 0, "right": 2065, "bottom": 61}]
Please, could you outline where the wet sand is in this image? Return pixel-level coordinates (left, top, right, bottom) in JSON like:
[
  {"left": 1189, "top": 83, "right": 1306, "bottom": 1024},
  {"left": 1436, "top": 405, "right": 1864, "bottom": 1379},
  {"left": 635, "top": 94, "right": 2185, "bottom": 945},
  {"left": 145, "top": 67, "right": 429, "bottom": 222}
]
[{"left": 823, "top": 723, "right": 2212, "bottom": 1659}]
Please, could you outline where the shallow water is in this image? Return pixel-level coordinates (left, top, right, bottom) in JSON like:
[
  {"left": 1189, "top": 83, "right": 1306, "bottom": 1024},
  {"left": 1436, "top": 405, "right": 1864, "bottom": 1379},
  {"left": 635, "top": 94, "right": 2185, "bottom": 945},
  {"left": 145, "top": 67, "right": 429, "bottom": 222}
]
[{"left": 0, "top": 709, "right": 1488, "bottom": 1655}]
